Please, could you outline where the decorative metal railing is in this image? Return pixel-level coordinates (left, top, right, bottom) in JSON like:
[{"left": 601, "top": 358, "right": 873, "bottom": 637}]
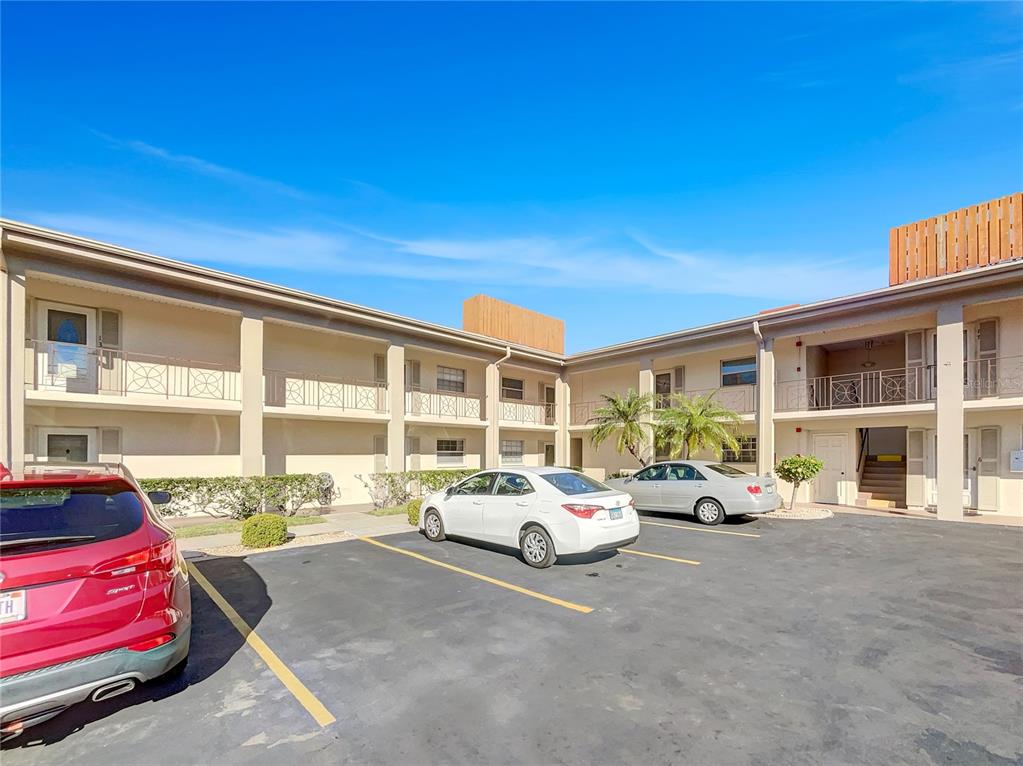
[
  {"left": 500, "top": 398, "right": 555, "bottom": 425},
  {"left": 26, "top": 340, "right": 240, "bottom": 401},
  {"left": 405, "top": 387, "right": 484, "bottom": 420},
  {"left": 569, "top": 400, "right": 602, "bottom": 426},
  {"left": 775, "top": 365, "right": 936, "bottom": 411},
  {"left": 264, "top": 370, "right": 387, "bottom": 412},
  {"left": 964, "top": 356, "right": 1023, "bottom": 400},
  {"left": 680, "top": 385, "right": 757, "bottom": 414}
]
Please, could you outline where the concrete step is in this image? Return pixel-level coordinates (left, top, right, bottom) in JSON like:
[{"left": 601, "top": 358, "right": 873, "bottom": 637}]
[
  {"left": 862, "top": 464, "right": 907, "bottom": 474},
  {"left": 860, "top": 478, "right": 905, "bottom": 489},
  {"left": 858, "top": 491, "right": 906, "bottom": 503},
  {"left": 863, "top": 498, "right": 902, "bottom": 509}
]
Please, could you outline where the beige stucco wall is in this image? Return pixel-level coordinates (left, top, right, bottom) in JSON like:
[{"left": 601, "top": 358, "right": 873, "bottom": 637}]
[
  {"left": 406, "top": 348, "right": 487, "bottom": 396},
  {"left": 497, "top": 428, "right": 554, "bottom": 468},
  {"left": 27, "top": 278, "right": 240, "bottom": 366},
  {"left": 25, "top": 406, "right": 241, "bottom": 478},
  {"left": 405, "top": 425, "right": 484, "bottom": 471},
  {"left": 263, "top": 322, "right": 386, "bottom": 382},
  {"left": 568, "top": 363, "right": 640, "bottom": 404},
  {"left": 653, "top": 342, "right": 759, "bottom": 394}
]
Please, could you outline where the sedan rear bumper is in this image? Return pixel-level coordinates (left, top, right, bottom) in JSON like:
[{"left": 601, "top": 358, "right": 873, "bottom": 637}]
[
  {"left": 0, "top": 626, "right": 190, "bottom": 732},
  {"left": 726, "top": 494, "right": 781, "bottom": 515},
  {"left": 585, "top": 534, "right": 639, "bottom": 553}
]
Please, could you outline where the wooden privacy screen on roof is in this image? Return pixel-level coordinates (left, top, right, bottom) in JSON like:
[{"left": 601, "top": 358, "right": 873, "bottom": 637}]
[
  {"left": 889, "top": 193, "right": 1022, "bottom": 286},
  {"left": 463, "top": 294, "right": 565, "bottom": 354}
]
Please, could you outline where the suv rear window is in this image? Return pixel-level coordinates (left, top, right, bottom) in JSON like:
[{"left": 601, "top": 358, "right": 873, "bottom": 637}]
[
  {"left": 540, "top": 472, "right": 611, "bottom": 496},
  {"left": 0, "top": 481, "right": 144, "bottom": 556}
]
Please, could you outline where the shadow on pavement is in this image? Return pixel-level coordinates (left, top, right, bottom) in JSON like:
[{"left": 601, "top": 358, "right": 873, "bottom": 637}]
[
  {"left": 441, "top": 534, "right": 621, "bottom": 566},
  {"left": 2, "top": 555, "right": 270, "bottom": 750},
  {"left": 637, "top": 509, "right": 762, "bottom": 527}
]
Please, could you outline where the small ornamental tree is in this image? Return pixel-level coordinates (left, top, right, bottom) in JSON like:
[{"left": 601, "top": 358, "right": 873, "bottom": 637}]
[{"left": 774, "top": 455, "right": 825, "bottom": 510}]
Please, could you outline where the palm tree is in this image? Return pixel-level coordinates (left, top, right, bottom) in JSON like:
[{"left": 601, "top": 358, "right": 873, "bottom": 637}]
[
  {"left": 654, "top": 392, "right": 743, "bottom": 460},
  {"left": 588, "top": 389, "right": 653, "bottom": 466}
]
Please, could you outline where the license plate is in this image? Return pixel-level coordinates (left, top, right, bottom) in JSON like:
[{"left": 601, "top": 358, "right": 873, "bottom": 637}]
[
  {"left": 0, "top": 590, "right": 26, "bottom": 624},
  {"left": 609, "top": 508, "right": 623, "bottom": 520},
  {"left": 766, "top": 486, "right": 775, "bottom": 494}
]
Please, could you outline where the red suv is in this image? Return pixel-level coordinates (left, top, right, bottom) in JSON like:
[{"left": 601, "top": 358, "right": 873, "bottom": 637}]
[{"left": 0, "top": 463, "right": 191, "bottom": 741}]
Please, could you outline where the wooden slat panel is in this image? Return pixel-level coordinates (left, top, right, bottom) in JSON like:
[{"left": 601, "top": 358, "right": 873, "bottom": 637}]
[
  {"left": 978, "top": 202, "right": 990, "bottom": 266},
  {"left": 463, "top": 294, "right": 564, "bottom": 354},
  {"left": 924, "top": 217, "right": 936, "bottom": 277},
  {"left": 896, "top": 225, "right": 906, "bottom": 284},
  {"left": 966, "top": 205, "right": 979, "bottom": 268},
  {"left": 888, "top": 228, "right": 899, "bottom": 284},
  {"left": 936, "top": 214, "right": 947, "bottom": 276},
  {"left": 996, "top": 195, "right": 1009, "bottom": 264},
  {"left": 1012, "top": 192, "right": 1023, "bottom": 261}
]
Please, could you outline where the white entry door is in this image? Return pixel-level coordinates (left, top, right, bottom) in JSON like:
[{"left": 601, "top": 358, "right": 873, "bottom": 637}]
[
  {"left": 963, "top": 430, "right": 979, "bottom": 509},
  {"left": 812, "top": 433, "right": 848, "bottom": 504},
  {"left": 36, "top": 302, "right": 98, "bottom": 393}
]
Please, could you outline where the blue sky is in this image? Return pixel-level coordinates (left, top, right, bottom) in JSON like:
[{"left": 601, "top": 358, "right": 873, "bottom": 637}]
[{"left": 2, "top": 2, "right": 1021, "bottom": 353}]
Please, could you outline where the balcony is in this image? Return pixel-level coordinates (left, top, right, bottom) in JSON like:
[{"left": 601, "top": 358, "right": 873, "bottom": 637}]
[
  {"left": 405, "top": 386, "right": 484, "bottom": 422},
  {"left": 264, "top": 369, "right": 387, "bottom": 416},
  {"left": 667, "top": 385, "right": 757, "bottom": 415},
  {"left": 964, "top": 356, "right": 1023, "bottom": 400},
  {"left": 500, "top": 397, "right": 555, "bottom": 426},
  {"left": 569, "top": 400, "right": 601, "bottom": 426},
  {"left": 25, "top": 340, "right": 240, "bottom": 408},
  {"left": 776, "top": 366, "right": 935, "bottom": 412}
]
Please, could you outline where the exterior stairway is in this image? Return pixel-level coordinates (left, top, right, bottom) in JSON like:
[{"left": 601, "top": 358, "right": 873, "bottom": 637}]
[{"left": 857, "top": 455, "right": 907, "bottom": 509}]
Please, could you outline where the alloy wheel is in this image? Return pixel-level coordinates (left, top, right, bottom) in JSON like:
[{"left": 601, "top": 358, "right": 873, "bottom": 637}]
[{"left": 522, "top": 531, "right": 547, "bottom": 563}]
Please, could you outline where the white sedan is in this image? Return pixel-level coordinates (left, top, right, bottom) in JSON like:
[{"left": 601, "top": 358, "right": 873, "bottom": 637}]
[{"left": 419, "top": 467, "right": 639, "bottom": 568}]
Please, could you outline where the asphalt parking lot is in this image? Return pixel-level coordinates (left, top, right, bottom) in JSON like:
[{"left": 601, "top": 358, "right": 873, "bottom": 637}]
[{"left": 3, "top": 512, "right": 1021, "bottom": 765}]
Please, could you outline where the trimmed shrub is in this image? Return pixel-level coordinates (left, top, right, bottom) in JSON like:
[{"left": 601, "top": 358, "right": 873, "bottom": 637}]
[
  {"left": 406, "top": 498, "right": 422, "bottom": 527},
  {"left": 138, "top": 474, "right": 330, "bottom": 519},
  {"left": 356, "top": 469, "right": 477, "bottom": 510},
  {"left": 241, "top": 513, "right": 289, "bottom": 549},
  {"left": 774, "top": 454, "right": 825, "bottom": 509}
]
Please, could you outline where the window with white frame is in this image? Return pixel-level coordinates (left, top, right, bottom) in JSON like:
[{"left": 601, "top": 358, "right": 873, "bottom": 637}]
[
  {"left": 501, "top": 377, "right": 524, "bottom": 400},
  {"left": 436, "top": 439, "right": 465, "bottom": 465},
  {"left": 436, "top": 366, "right": 466, "bottom": 393},
  {"left": 722, "top": 436, "right": 757, "bottom": 464},
  {"left": 500, "top": 439, "right": 524, "bottom": 465},
  {"left": 721, "top": 357, "right": 757, "bottom": 387}
]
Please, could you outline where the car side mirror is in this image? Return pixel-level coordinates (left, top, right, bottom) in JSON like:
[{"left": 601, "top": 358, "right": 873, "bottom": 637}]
[
  {"left": 624, "top": 477, "right": 633, "bottom": 484},
  {"left": 147, "top": 490, "right": 172, "bottom": 505},
  {"left": 445, "top": 486, "right": 454, "bottom": 497}
]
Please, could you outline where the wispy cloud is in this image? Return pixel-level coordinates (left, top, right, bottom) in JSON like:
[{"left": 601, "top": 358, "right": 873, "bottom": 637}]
[
  {"left": 91, "top": 130, "right": 312, "bottom": 200},
  {"left": 898, "top": 49, "right": 1023, "bottom": 86},
  {"left": 26, "top": 210, "right": 887, "bottom": 304}
]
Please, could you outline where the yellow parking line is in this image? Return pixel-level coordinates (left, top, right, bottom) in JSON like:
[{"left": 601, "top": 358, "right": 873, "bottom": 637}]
[
  {"left": 640, "top": 520, "right": 761, "bottom": 539},
  {"left": 357, "top": 536, "right": 593, "bottom": 614},
  {"left": 187, "top": 563, "right": 336, "bottom": 727},
  {"left": 619, "top": 548, "right": 701, "bottom": 566}
]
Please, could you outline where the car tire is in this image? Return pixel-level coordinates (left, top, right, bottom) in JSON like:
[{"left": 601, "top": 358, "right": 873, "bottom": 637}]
[
  {"left": 694, "top": 498, "right": 725, "bottom": 526},
  {"left": 520, "top": 525, "right": 556, "bottom": 568},
  {"left": 423, "top": 509, "right": 446, "bottom": 541},
  {"left": 162, "top": 656, "right": 188, "bottom": 681}
]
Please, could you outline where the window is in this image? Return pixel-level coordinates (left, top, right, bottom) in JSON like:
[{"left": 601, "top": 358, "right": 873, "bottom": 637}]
[
  {"left": 540, "top": 472, "right": 611, "bottom": 496},
  {"left": 721, "top": 357, "right": 757, "bottom": 387},
  {"left": 436, "top": 439, "right": 465, "bottom": 466},
  {"left": 667, "top": 464, "right": 705, "bottom": 481},
  {"left": 707, "top": 463, "right": 749, "bottom": 477},
  {"left": 500, "top": 440, "right": 524, "bottom": 465},
  {"left": 437, "top": 366, "right": 466, "bottom": 393},
  {"left": 654, "top": 372, "right": 672, "bottom": 409},
  {"left": 722, "top": 436, "right": 757, "bottom": 463},
  {"left": 374, "top": 354, "right": 386, "bottom": 384},
  {"left": 494, "top": 473, "right": 534, "bottom": 496},
  {"left": 501, "top": 377, "right": 524, "bottom": 400},
  {"left": 634, "top": 464, "right": 668, "bottom": 481},
  {"left": 453, "top": 473, "right": 493, "bottom": 495}
]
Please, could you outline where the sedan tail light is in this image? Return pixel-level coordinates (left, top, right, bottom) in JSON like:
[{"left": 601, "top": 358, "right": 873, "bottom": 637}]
[
  {"left": 562, "top": 503, "right": 603, "bottom": 519},
  {"left": 92, "top": 539, "right": 178, "bottom": 578},
  {"left": 746, "top": 484, "right": 763, "bottom": 495}
]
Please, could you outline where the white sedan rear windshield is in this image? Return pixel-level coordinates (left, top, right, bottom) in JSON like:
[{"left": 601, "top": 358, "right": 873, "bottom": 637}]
[
  {"left": 541, "top": 472, "right": 611, "bottom": 496},
  {"left": 707, "top": 464, "right": 749, "bottom": 477}
]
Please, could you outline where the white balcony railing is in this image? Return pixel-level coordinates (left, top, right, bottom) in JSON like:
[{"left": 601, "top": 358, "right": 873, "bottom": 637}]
[
  {"left": 405, "top": 387, "right": 484, "bottom": 420},
  {"left": 964, "top": 356, "right": 1023, "bottom": 400},
  {"left": 776, "top": 366, "right": 935, "bottom": 412},
  {"left": 264, "top": 369, "right": 387, "bottom": 413},
  {"left": 500, "top": 398, "right": 555, "bottom": 425},
  {"left": 26, "top": 340, "right": 240, "bottom": 402},
  {"left": 675, "top": 385, "right": 756, "bottom": 414},
  {"left": 569, "top": 400, "right": 602, "bottom": 426}
]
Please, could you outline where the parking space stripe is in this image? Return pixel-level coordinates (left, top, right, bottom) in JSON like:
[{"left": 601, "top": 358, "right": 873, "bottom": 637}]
[
  {"left": 187, "top": 563, "right": 337, "bottom": 727},
  {"left": 640, "top": 520, "right": 761, "bottom": 538},
  {"left": 619, "top": 548, "right": 701, "bottom": 566},
  {"left": 357, "top": 536, "right": 593, "bottom": 614}
]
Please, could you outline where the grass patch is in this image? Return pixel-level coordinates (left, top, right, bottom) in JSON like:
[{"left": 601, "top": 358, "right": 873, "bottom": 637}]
[
  {"left": 175, "top": 515, "right": 326, "bottom": 539},
  {"left": 369, "top": 505, "right": 408, "bottom": 517}
]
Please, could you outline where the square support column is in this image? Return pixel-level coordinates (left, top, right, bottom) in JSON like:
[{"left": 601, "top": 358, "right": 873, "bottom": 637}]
[
  {"left": 239, "top": 315, "right": 264, "bottom": 476},
  {"left": 936, "top": 303, "right": 965, "bottom": 521},
  {"left": 555, "top": 373, "right": 569, "bottom": 466},
  {"left": 756, "top": 337, "right": 776, "bottom": 477},
  {"left": 638, "top": 358, "right": 655, "bottom": 464},
  {"left": 484, "top": 362, "right": 500, "bottom": 469},
  {"left": 386, "top": 344, "right": 406, "bottom": 471},
  {"left": 2, "top": 268, "right": 26, "bottom": 471}
]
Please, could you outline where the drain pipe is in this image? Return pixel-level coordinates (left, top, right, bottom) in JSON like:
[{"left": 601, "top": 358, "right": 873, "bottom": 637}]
[{"left": 752, "top": 320, "right": 764, "bottom": 348}]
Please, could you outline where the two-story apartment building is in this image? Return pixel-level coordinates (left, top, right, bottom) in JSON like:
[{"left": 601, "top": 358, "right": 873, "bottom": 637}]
[{"left": 2, "top": 194, "right": 1021, "bottom": 521}]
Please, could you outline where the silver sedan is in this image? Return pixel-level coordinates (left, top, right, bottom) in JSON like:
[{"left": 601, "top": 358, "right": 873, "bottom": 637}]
[{"left": 605, "top": 461, "right": 780, "bottom": 525}]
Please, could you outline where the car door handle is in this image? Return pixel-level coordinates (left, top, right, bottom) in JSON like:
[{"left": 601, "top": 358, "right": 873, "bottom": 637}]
[
  {"left": 472, "top": 500, "right": 484, "bottom": 505},
  {"left": 515, "top": 501, "right": 530, "bottom": 506}
]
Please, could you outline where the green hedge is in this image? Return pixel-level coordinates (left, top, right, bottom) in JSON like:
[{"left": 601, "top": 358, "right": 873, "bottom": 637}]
[
  {"left": 138, "top": 474, "right": 329, "bottom": 519},
  {"left": 356, "top": 469, "right": 477, "bottom": 509},
  {"left": 406, "top": 498, "right": 422, "bottom": 527},
  {"left": 241, "top": 513, "right": 289, "bottom": 548}
]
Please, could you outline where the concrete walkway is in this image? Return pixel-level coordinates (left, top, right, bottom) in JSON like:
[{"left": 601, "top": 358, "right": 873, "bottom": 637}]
[{"left": 171, "top": 508, "right": 414, "bottom": 551}]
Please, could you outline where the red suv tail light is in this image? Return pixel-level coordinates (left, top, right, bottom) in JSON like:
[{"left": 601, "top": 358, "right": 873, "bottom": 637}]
[
  {"left": 92, "top": 539, "right": 177, "bottom": 578},
  {"left": 126, "top": 633, "right": 176, "bottom": 652},
  {"left": 562, "top": 503, "right": 603, "bottom": 519},
  {"left": 746, "top": 484, "right": 762, "bottom": 495}
]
